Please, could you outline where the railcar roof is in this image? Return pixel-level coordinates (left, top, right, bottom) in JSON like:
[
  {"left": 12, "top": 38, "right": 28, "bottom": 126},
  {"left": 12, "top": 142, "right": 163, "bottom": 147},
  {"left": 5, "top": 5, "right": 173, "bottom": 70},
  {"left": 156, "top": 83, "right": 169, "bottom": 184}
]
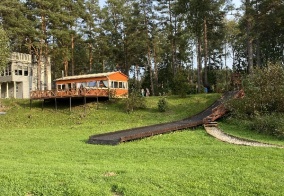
[{"left": 55, "top": 71, "right": 126, "bottom": 81}]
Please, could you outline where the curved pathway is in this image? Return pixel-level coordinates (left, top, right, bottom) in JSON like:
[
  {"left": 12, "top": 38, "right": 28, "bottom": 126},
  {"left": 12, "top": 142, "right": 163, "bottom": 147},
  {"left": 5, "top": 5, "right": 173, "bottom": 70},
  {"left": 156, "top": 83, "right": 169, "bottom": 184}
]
[{"left": 204, "top": 125, "right": 284, "bottom": 148}]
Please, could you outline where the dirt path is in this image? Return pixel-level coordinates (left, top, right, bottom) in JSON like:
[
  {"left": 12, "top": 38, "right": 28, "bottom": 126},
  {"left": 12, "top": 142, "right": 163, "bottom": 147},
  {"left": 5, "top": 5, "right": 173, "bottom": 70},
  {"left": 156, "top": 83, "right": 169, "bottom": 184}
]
[{"left": 204, "top": 125, "right": 284, "bottom": 148}]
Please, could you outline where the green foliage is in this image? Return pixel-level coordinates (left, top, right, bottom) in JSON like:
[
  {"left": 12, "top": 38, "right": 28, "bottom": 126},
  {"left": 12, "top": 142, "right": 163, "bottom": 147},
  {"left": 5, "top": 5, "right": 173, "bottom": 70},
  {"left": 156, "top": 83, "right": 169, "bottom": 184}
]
[
  {"left": 0, "top": 26, "right": 10, "bottom": 70},
  {"left": 226, "top": 109, "right": 284, "bottom": 139},
  {"left": 238, "top": 0, "right": 284, "bottom": 67},
  {"left": 214, "top": 69, "right": 232, "bottom": 93},
  {"left": 157, "top": 97, "right": 168, "bottom": 112},
  {"left": 248, "top": 114, "right": 284, "bottom": 139},
  {"left": 124, "top": 90, "right": 146, "bottom": 113},
  {"left": 226, "top": 63, "right": 284, "bottom": 138},
  {"left": 171, "top": 70, "right": 190, "bottom": 97},
  {"left": 229, "top": 63, "right": 284, "bottom": 115}
]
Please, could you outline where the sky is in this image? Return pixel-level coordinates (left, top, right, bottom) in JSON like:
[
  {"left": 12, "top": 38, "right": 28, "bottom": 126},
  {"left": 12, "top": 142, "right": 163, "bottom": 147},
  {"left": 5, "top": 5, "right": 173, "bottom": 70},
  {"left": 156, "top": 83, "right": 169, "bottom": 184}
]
[{"left": 233, "top": 0, "right": 242, "bottom": 8}]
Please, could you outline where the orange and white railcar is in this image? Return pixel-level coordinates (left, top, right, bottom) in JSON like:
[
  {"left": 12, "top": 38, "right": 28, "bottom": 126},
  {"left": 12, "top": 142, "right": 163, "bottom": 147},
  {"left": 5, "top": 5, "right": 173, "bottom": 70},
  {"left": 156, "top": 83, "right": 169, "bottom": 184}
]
[{"left": 30, "top": 71, "right": 128, "bottom": 99}]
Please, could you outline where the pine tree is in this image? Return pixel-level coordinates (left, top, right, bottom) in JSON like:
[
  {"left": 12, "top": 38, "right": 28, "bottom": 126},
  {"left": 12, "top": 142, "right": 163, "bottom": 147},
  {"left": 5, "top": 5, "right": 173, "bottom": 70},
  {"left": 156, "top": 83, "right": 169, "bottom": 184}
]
[
  {"left": 0, "top": 0, "right": 32, "bottom": 52},
  {"left": 0, "top": 26, "right": 10, "bottom": 70}
]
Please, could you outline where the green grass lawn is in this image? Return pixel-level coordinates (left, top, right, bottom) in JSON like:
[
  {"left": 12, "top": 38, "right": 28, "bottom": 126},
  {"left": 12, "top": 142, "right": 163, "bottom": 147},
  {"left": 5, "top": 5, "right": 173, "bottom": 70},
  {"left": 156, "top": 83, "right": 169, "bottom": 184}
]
[{"left": 0, "top": 94, "right": 283, "bottom": 196}]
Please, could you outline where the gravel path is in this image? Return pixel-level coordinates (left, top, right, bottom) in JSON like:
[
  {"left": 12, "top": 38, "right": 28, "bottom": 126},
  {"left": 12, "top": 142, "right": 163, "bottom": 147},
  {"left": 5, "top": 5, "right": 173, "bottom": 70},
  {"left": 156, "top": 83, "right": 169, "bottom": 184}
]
[{"left": 204, "top": 125, "right": 284, "bottom": 148}]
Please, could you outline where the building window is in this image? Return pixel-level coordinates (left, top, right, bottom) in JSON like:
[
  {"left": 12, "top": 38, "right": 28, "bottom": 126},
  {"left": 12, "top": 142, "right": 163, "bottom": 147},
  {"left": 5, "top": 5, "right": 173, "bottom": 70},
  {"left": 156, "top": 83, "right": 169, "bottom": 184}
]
[
  {"left": 24, "top": 69, "right": 28, "bottom": 76},
  {"left": 6, "top": 63, "right": 11, "bottom": 75}
]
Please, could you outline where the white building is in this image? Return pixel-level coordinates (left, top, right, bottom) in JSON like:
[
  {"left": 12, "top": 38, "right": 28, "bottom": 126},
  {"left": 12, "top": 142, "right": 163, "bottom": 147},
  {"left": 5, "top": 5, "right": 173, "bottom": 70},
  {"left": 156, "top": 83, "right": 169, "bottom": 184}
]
[{"left": 0, "top": 52, "right": 51, "bottom": 99}]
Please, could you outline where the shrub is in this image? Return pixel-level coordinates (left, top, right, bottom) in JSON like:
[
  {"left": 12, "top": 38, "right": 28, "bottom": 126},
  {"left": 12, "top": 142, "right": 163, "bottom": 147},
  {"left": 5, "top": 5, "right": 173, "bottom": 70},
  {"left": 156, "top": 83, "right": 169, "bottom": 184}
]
[
  {"left": 157, "top": 97, "right": 168, "bottom": 112},
  {"left": 124, "top": 90, "right": 146, "bottom": 113},
  {"left": 244, "top": 63, "right": 284, "bottom": 113},
  {"left": 228, "top": 63, "right": 284, "bottom": 115},
  {"left": 225, "top": 63, "right": 284, "bottom": 138},
  {"left": 248, "top": 114, "right": 284, "bottom": 139}
]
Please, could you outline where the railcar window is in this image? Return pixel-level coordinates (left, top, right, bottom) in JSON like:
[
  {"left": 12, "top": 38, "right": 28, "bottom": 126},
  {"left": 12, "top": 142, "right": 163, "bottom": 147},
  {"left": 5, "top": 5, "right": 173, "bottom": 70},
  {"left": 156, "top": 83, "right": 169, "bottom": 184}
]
[
  {"left": 78, "top": 82, "right": 87, "bottom": 88},
  {"left": 88, "top": 81, "right": 97, "bottom": 87},
  {"left": 71, "top": 83, "right": 76, "bottom": 89},
  {"left": 113, "top": 81, "right": 118, "bottom": 88},
  {"left": 99, "top": 80, "right": 107, "bottom": 88},
  {"left": 57, "top": 84, "right": 65, "bottom": 90},
  {"left": 111, "top": 81, "right": 127, "bottom": 88}
]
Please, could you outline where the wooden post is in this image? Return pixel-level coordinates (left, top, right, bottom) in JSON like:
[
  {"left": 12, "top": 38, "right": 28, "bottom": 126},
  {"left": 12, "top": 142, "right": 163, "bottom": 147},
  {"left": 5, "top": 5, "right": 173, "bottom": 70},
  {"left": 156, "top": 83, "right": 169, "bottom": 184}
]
[
  {"left": 41, "top": 99, "right": 44, "bottom": 111},
  {"left": 55, "top": 98, "right": 57, "bottom": 111},
  {"left": 30, "top": 99, "right": 32, "bottom": 110},
  {"left": 84, "top": 96, "right": 86, "bottom": 115},
  {"left": 96, "top": 94, "right": 99, "bottom": 110},
  {"left": 69, "top": 97, "right": 72, "bottom": 112}
]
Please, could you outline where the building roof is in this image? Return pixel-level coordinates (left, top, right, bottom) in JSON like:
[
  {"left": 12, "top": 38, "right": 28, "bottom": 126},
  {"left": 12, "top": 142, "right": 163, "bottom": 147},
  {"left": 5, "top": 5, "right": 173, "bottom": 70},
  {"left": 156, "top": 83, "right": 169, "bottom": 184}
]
[{"left": 54, "top": 71, "right": 127, "bottom": 81}]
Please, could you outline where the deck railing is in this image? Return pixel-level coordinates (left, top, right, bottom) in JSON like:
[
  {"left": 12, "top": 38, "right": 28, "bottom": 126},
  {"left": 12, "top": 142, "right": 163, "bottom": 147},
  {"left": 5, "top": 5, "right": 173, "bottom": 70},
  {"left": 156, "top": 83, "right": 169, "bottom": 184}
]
[{"left": 30, "top": 88, "right": 112, "bottom": 99}]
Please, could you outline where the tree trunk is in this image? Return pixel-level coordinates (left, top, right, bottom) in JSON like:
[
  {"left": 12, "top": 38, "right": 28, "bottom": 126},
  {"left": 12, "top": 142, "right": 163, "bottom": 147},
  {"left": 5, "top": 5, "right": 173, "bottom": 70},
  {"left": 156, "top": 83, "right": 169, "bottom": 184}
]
[
  {"left": 153, "top": 38, "right": 158, "bottom": 96},
  {"left": 64, "top": 58, "right": 68, "bottom": 77},
  {"left": 37, "top": 51, "right": 42, "bottom": 90},
  {"left": 143, "top": 4, "right": 155, "bottom": 96},
  {"left": 147, "top": 46, "right": 154, "bottom": 96},
  {"left": 197, "top": 37, "right": 203, "bottom": 93},
  {"left": 71, "top": 34, "right": 74, "bottom": 76},
  {"left": 256, "top": 38, "right": 261, "bottom": 67},
  {"left": 246, "top": 0, "right": 253, "bottom": 74},
  {"left": 203, "top": 17, "right": 208, "bottom": 86},
  {"left": 89, "top": 43, "right": 93, "bottom": 72}
]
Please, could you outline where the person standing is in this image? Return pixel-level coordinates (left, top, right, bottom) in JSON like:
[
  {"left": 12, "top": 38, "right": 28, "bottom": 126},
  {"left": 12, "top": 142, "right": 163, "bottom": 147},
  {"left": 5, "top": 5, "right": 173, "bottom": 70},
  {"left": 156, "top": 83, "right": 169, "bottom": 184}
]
[
  {"left": 146, "top": 88, "right": 150, "bottom": 96},
  {"left": 141, "top": 88, "right": 145, "bottom": 97}
]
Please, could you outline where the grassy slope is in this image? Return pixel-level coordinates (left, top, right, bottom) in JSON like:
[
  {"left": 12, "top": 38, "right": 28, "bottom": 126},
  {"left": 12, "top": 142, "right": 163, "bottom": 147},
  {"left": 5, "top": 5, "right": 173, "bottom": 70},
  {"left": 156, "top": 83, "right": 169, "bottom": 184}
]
[{"left": 0, "top": 94, "right": 283, "bottom": 196}]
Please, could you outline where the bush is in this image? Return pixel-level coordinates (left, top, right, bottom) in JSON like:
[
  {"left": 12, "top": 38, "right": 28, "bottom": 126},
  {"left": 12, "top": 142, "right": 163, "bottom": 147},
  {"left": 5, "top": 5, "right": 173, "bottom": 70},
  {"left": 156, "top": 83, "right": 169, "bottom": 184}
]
[
  {"left": 245, "top": 63, "right": 284, "bottom": 113},
  {"left": 225, "top": 63, "right": 284, "bottom": 138},
  {"left": 124, "top": 90, "right": 146, "bottom": 113},
  {"left": 228, "top": 63, "right": 284, "bottom": 115},
  {"left": 248, "top": 114, "right": 284, "bottom": 139},
  {"left": 157, "top": 97, "right": 168, "bottom": 112}
]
